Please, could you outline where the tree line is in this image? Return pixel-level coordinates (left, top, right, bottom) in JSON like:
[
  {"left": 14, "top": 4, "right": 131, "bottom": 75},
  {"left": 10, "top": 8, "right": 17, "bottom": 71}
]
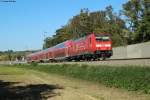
[
  {"left": 0, "top": 50, "right": 36, "bottom": 61},
  {"left": 43, "top": 0, "right": 150, "bottom": 49}
]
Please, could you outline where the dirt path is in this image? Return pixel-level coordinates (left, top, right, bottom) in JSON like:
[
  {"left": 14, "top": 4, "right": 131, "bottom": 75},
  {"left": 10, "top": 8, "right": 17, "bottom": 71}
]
[{"left": 0, "top": 67, "right": 149, "bottom": 100}]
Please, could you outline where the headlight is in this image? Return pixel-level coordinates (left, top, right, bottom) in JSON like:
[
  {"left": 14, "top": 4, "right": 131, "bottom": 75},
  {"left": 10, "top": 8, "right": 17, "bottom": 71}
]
[
  {"left": 96, "top": 44, "right": 102, "bottom": 47},
  {"left": 105, "top": 44, "right": 111, "bottom": 47}
]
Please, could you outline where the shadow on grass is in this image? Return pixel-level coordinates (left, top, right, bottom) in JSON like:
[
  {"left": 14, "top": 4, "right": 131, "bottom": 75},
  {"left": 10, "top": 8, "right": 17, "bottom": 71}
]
[{"left": 0, "top": 80, "right": 63, "bottom": 100}]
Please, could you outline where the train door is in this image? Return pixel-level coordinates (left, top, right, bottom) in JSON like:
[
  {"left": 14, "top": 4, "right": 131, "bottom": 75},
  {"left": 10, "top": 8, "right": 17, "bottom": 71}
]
[{"left": 67, "top": 43, "right": 73, "bottom": 57}]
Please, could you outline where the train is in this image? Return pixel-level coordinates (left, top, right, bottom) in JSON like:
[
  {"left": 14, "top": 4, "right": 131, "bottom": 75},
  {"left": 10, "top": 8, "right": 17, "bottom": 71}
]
[{"left": 26, "top": 33, "right": 113, "bottom": 63}]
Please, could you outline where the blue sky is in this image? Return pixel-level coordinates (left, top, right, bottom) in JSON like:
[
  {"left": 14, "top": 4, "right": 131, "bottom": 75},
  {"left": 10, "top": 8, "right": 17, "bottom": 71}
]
[{"left": 0, "top": 0, "right": 128, "bottom": 51}]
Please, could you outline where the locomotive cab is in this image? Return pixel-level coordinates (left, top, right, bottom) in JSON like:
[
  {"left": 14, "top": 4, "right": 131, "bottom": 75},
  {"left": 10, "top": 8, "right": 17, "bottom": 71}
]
[{"left": 94, "top": 34, "right": 113, "bottom": 59}]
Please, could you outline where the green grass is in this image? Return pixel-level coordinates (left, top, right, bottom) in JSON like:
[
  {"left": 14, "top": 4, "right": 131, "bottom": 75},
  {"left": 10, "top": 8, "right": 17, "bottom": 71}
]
[
  {"left": 0, "top": 65, "right": 25, "bottom": 75},
  {"left": 4, "top": 64, "right": 150, "bottom": 94}
]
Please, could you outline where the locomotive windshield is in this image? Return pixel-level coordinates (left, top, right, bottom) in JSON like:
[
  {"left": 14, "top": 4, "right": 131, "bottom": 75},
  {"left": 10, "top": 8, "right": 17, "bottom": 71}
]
[{"left": 96, "top": 36, "right": 110, "bottom": 41}]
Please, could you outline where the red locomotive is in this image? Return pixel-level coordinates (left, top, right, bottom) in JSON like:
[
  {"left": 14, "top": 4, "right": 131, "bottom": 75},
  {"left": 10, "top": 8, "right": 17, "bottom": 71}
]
[{"left": 27, "top": 33, "right": 113, "bottom": 62}]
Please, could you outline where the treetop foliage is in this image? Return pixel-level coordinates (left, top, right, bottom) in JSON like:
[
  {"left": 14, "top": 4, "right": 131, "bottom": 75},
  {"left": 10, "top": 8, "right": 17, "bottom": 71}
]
[{"left": 43, "top": 0, "right": 150, "bottom": 49}]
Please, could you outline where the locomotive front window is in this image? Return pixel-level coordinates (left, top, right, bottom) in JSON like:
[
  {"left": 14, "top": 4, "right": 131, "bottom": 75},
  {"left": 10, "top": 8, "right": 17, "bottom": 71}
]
[{"left": 96, "top": 36, "right": 110, "bottom": 41}]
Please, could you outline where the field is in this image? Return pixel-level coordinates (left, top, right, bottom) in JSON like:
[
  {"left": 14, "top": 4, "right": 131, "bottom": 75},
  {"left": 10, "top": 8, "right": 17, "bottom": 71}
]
[{"left": 0, "top": 64, "right": 150, "bottom": 100}]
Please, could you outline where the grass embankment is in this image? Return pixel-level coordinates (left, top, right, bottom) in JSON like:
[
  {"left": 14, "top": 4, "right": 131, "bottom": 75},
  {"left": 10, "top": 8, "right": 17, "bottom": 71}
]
[
  {"left": 14, "top": 64, "right": 150, "bottom": 94},
  {"left": 0, "top": 66, "right": 25, "bottom": 75}
]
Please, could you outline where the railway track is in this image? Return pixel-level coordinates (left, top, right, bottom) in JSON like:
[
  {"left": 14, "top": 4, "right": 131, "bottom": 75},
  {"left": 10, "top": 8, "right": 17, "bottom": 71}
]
[
  {"left": 0, "top": 58, "right": 150, "bottom": 66},
  {"left": 40, "top": 58, "right": 150, "bottom": 66}
]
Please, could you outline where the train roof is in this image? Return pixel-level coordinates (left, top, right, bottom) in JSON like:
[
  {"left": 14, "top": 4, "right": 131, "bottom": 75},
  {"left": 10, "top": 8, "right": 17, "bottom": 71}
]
[
  {"left": 95, "top": 33, "right": 112, "bottom": 36},
  {"left": 27, "top": 40, "right": 73, "bottom": 57},
  {"left": 53, "top": 40, "right": 72, "bottom": 48}
]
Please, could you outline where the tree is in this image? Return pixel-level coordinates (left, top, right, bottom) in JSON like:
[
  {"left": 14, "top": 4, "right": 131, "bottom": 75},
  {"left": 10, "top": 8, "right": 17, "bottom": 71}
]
[
  {"left": 7, "top": 50, "right": 13, "bottom": 61},
  {"left": 123, "top": 0, "right": 150, "bottom": 43},
  {"left": 69, "top": 8, "right": 91, "bottom": 38},
  {"left": 89, "top": 11, "right": 107, "bottom": 33},
  {"left": 123, "top": 0, "right": 143, "bottom": 31},
  {"left": 137, "top": 0, "right": 150, "bottom": 42},
  {"left": 104, "top": 5, "right": 128, "bottom": 46},
  {"left": 43, "top": 26, "right": 72, "bottom": 49}
]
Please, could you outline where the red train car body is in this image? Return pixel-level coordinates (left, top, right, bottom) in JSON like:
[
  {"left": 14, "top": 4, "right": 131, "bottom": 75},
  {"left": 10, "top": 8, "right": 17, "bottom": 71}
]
[{"left": 27, "top": 33, "right": 113, "bottom": 62}]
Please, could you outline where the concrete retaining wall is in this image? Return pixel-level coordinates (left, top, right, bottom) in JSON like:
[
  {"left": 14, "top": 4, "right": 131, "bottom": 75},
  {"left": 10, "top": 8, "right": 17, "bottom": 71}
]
[
  {"left": 111, "top": 41, "right": 150, "bottom": 59},
  {"left": 111, "top": 46, "right": 127, "bottom": 59}
]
